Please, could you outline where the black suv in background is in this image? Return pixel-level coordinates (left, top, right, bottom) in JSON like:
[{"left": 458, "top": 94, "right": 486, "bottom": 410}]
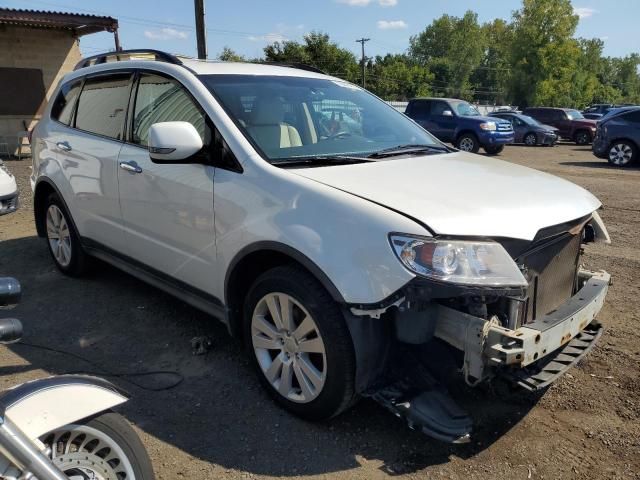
[{"left": 592, "top": 107, "right": 640, "bottom": 167}]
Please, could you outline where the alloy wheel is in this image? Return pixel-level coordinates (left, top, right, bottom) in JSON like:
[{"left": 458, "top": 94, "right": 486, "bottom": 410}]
[
  {"left": 41, "top": 424, "right": 137, "bottom": 480},
  {"left": 608, "top": 143, "right": 633, "bottom": 166},
  {"left": 46, "top": 204, "right": 72, "bottom": 267},
  {"left": 251, "top": 292, "right": 327, "bottom": 403},
  {"left": 458, "top": 137, "right": 475, "bottom": 152},
  {"left": 525, "top": 134, "right": 537, "bottom": 145},
  {"left": 576, "top": 132, "right": 589, "bottom": 145}
]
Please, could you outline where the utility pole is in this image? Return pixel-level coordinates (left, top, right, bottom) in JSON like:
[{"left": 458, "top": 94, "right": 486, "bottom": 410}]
[
  {"left": 356, "top": 38, "right": 370, "bottom": 89},
  {"left": 194, "top": 0, "right": 207, "bottom": 60}
]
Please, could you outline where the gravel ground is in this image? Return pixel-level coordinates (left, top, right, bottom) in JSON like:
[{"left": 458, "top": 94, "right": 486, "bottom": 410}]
[{"left": 0, "top": 144, "right": 638, "bottom": 480}]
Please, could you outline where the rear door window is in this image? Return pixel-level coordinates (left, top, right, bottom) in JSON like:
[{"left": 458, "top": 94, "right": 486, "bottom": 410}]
[
  {"left": 75, "top": 73, "right": 132, "bottom": 140},
  {"left": 409, "top": 100, "right": 431, "bottom": 116},
  {"left": 621, "top": 110, "right": 640, "bottom": 124},
  {"left": 51, "top": 79, "right": 82, "bottom": 126}
]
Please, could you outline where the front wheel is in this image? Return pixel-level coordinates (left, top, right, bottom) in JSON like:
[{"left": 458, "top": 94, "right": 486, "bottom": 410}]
[
  {"left": 524, "top": 132, "right": 538, "bottom": 146},
  {"left": 40, "top": 411, "right": 155, "bottom": 480},
  {"left": 483, "top": 145, "right": 504, "bottom": 155},
  {"left": 575, "top": 130, "right": 592, "bottom": 145},
  {"left": 244, "top": 265, "right": 356, "bottom": 420},
  {"left": 456, "top": 133, "right": 480, "bottom": 153}
]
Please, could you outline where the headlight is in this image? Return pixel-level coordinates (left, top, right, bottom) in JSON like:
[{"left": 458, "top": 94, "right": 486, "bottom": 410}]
[
  {"left": 389, "top": 234, "right": 528, "bottom": 287},
  {"left": 479, "top": 122, "right": 497, "bottom": 131}
]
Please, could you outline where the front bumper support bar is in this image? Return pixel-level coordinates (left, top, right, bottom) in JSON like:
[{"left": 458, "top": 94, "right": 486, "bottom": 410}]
[{"left": 434, "top": 269, "right": 610, "bottom": 384}]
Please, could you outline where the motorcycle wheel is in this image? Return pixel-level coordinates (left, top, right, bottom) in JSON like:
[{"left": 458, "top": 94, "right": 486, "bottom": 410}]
[{"left": 40, "top": 411, "right": 155, "bottom": 480}]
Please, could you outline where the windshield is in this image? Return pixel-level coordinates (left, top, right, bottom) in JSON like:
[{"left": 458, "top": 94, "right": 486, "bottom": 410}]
[
  {"left": 451, "top": 100, "right": 481, "bottom": 116},
  {"left": 566, "top": 109, "right": 585, "bottom": 120},
  {"left": 199, "top": 74, "right": 441, "bottom": 163},
  {"left": 519, "top": 114, "right": 541, "bottom": 126}
]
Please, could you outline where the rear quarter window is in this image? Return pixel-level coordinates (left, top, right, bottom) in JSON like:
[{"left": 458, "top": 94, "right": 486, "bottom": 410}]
[
  {"left": 50, "top": 79, "right": 82, "bottom": 126},
  {"left": 408, "top": 101, "right": 430, "bottom": 116}
]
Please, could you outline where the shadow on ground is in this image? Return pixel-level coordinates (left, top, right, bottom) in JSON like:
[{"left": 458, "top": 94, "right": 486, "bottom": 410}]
[
  {"left": 560, "top": 161, "right": 639, "bottom": 170},
  {"left": 0, "top": 236, "right": 541, "bottom": 476}
]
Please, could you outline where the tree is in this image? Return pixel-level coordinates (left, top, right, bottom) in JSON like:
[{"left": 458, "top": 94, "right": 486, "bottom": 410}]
[
  {"left": 367, "top": 54, "right": 433, "bottom": 100},
  {"left": 264, "top": 32, "right": 359, "bottom": 83},
  {"left": 471, "top": 19, "right": 513, "bottom": 105},
  {"left": 217, "top": 47, "right": 246, "bottom": 62},
  {"left": 409, "top": 11, "right": 484, "bottom": 99},
  {"left": 509, "top": 0, "right": 580, "bottom": 107}
]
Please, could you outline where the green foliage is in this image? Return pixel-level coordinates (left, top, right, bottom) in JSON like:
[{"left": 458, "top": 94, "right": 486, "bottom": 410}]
[
  {"left": 217, "top": 47, "right": 246, "bottom": 62},
  {"left": 253, "top": 1, "right": 639, "bottom": 107}
]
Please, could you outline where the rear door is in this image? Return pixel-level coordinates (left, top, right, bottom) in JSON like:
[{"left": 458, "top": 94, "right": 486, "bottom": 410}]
[
  {"left": 116, "top": 71, "right": 217, "bottom": 295},
  {"left": 50, "top": 72, "right": 132, "bottom": 252},
  {"left": 406, "top": 100, "right": 432, "bottom": 131},
  {"left": 554, "top": 110, "right": 571, "bottom": 138}
]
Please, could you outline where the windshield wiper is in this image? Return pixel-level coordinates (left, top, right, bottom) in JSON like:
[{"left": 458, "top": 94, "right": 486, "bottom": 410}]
[
  {"left": 367, "top": 144, "right": 452, "bottom": 159},
  {"left": 272, "top": 155, "right": 374, "bottom": 167}
]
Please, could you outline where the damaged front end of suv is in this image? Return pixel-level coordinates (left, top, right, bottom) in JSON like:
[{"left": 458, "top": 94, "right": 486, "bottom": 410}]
[{"left": 348, "top": 211, "right": 611, "bottom": 444}]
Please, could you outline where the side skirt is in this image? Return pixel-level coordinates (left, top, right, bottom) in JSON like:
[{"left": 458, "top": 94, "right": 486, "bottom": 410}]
[{"left": 81, "top": 238, "right": 228, "bottom": 326}]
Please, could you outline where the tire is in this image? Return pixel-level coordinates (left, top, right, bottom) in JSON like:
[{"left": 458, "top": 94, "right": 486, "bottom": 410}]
[
  {"left": 243, "top": 265, "right": 356, "bottom": 420},
  {"left": 483, "top": 145, "right": 504, "bottom": 155},
  {"left": 574, "top": 130, "right": 592, "bottom": 145},
  {"left": 524, "top": 132, "right": 538, "bottom": 146},
  {"left": 40, "top": 411, "right": 155, "bottom": 480},
  {"left": 44, "top": 192, "right": 89, "bottom": 276},
  {"left": 456, "top": 133, "right": 480, "bottom": 153},
  {"left": 607, "top": 140, "right": 637, "bottom": 167}
]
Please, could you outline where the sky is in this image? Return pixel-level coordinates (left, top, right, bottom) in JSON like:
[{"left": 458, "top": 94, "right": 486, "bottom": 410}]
[{"left": 5, "top": 0, "right": 639, "bottom": 61}]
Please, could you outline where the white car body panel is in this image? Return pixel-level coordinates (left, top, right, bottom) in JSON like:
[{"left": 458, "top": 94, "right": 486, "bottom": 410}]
[
  {"left": 0, "top": 161, "right": 18, "bottom": 215},
  {"left": 4, "top": 383, "right": 127, "bottom": 440},
  {"left": 31, "top": 59, "right": 605, "bottom": 308},
  {"left": 291, "top": 151, "right": 601, "bottom": 241}
]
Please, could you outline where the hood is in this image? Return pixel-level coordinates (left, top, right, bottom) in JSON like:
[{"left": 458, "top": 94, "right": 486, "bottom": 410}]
[
  {"left": 291, "top": 152, "right": 601, "bottom": 241},
  {"left": 0, "top": 163, "right": 18, "bottom": 196}
]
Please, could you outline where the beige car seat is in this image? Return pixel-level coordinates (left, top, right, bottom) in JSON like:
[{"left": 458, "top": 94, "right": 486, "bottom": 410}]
[{"left": 247, "top": 98, "right": 303, "bottom": 151}]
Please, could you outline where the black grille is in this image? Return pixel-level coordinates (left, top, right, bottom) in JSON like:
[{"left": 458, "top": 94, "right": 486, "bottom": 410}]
[{"left": 518, "top": 233, "right": 582, "bottom": 323}]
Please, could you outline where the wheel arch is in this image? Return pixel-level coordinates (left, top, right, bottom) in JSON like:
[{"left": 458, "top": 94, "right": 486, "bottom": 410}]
[
  {"left": 455, "top": 129, "right": 478, "bottom": 142},
  {"left": 608, "top": 137, "right": 639, "bottom": 151},
  {"left": 224, "top": 242, "right": 346, "bottom": 338},
  {"left": 33, "top": 178, "right": 76, "bottom": 239}
]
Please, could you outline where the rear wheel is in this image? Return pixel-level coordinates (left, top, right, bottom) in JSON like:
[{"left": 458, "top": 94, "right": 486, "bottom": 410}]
[
  {"left": 243, "top": 265, "right": 356, "bottom": 420},
  {"left": 44, "top": 193, "right": 89, "bottom": 276},
  {"left": 607, "top": 140, "right": 637, "bottom": 167},
  {"left": 483, "top": 145, "right": 504, "bottom": 155},
  {"left": 575, "top": 130, "right": 592, "bottom": 145},
  {"left": 456, "top": 133, "right": 480, "bottom": 153},
  {"left": 40, "top": 411, "right": 155, "bottom": 480},
  {"left": 524, "top": 132, "right": 538, "bottom": 146}
]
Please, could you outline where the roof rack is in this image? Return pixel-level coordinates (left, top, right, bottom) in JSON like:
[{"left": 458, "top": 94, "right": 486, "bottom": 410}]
[
  {"left": 74, "top": 49, "right": 183, "bottom": 71},
  {"left": 260, "top": 62, "right": 326, "bottom": 74}
]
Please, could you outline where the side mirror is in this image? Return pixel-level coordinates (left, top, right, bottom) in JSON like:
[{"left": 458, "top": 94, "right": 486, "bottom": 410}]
[
  {"left": 148, "top": 121, "right": 204, "bottom": 163},
  {"left": 442, "top": 110, "right": 453, "bottom": 117}
]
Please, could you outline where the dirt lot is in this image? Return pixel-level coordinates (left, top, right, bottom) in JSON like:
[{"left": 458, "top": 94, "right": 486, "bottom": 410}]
[{"left": 0, "top": 144, "right": 638, "bottom": 480}]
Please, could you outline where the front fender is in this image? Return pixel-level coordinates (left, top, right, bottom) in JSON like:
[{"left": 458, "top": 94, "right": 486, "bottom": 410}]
[{"left": 0, "top": 376, "right": 127, "bottom": 440}]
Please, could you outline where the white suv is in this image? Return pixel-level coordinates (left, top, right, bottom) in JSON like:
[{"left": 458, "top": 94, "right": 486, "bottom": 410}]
[{"left": 31, "top": 50, "right": 611, "bottom": 442}]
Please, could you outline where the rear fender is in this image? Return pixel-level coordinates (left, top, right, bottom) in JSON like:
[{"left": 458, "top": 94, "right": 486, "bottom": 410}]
[{"left": 1, "top": 376, "right": 128, "bottom": 440}]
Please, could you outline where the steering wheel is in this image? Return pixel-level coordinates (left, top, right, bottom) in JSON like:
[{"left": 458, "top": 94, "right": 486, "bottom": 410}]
[{"left": 322, "top": 131, "right": 352, "bottom": 140}]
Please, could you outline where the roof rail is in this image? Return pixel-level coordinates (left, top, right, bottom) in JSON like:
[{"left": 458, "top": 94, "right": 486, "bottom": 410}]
[
  {"left": 74, "top": 49, "right": 183, "bottom": 71},
  {"left": 260, "top": 62, "right": 326, "bottom": 74}
]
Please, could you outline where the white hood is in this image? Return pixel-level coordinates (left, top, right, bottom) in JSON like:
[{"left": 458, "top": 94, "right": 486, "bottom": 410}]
[{"left": 292, "top": 151, "right": 601, "bottom": 241}]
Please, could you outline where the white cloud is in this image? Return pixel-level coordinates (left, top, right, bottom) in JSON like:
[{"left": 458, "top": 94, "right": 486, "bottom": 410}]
[
  {"left": 379, "top": 0, "right": 398, "bottom": 6},
  {"left": 248, "top": 32, "right": 288, "bottom": 43},
  {"left": 336, "top": 0, "right": 371, "bottom": 5},
  {"left": 574, "top": 7, "right": 597, "bottom": 18},
  {"left": 377, "top": 20, "right": 407, "bottom": 30},
  {"left": 143, "top": 27, "right": 188, "bottom": 40}
]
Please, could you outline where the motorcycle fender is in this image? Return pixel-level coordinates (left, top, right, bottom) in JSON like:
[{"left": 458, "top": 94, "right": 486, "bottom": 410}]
[{"left": 0, "top": 376, "right": 128, "bottom": 440}]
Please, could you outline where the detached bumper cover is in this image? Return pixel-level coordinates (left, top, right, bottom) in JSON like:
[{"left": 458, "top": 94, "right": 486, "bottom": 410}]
[{"left": 434, "top": 269, "right": 610, "bottom": 386}]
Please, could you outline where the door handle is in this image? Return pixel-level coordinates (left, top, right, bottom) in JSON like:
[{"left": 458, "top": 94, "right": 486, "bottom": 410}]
[
  {"left": 119, "top": 161, "right": 142, "bottom": 174},
  {"left": 56, "top": 141, "right": 72, "bottom": 152}
]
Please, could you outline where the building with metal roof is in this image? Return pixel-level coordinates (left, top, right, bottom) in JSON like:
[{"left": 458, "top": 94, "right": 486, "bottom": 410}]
[{"left": 0, "top": 8, "right": 119, "bottom": 157}]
